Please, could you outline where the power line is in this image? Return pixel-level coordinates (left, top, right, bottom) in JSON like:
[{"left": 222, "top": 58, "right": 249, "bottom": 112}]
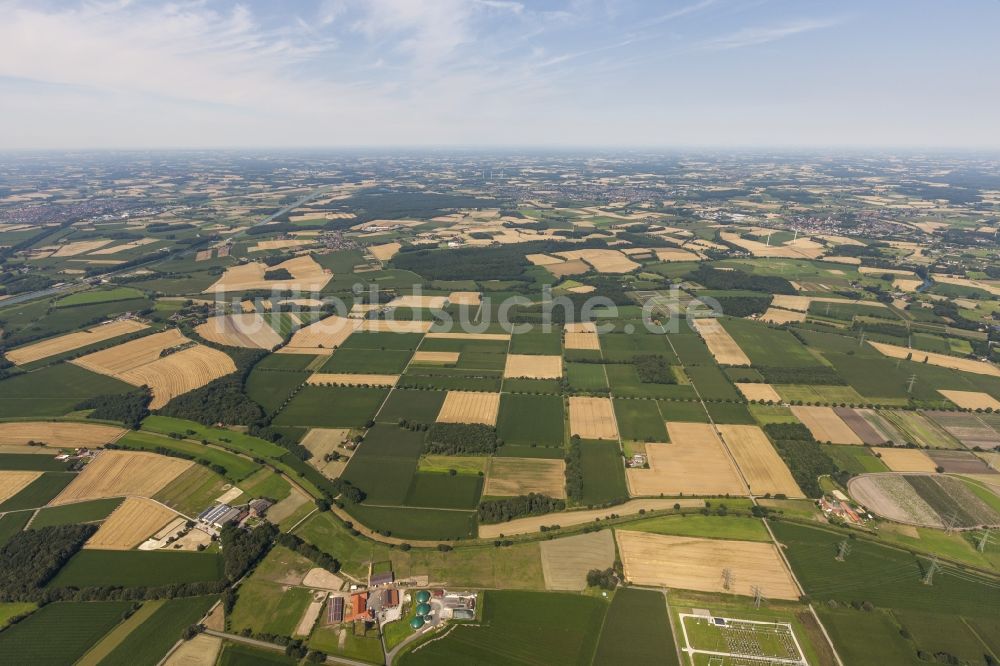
[
  {"left": 722, "top": 568, "right": 734, "bottom": 591},
  {"left": 923, "top": 556, "right": 939, "bottom": 586},
  {"left": 752, "top": 585, "right": 763, "bottom": 609},
  {"left": 835, "top": 540, "right": 851, "bottom": 562},
  {"left": 977, "top": 529, "right": 991, "bottom": 553}
]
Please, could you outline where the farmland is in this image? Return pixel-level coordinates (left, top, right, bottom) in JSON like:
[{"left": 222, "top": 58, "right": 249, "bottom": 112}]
[
  {"left": 48, "top": 550, "right": 224, "bottom": 588},
  {"left": 0, "top": 601, "right": 132, "bottom": 664}
]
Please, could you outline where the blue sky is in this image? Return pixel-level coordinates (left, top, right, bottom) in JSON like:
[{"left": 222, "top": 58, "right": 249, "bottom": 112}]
[{"left": 1, "top": 0, "right": 998, "bottom": 149}]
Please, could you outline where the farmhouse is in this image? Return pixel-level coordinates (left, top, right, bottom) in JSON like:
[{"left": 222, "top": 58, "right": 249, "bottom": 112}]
[{"left": 198, "top": 503, "right": 246, "bottom": 529}]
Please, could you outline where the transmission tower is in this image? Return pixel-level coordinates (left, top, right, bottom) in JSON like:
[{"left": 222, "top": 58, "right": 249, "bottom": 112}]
[
  {"left": 722, "top": 568, "right": 734, "bottom": 591},
  {"left": 752, "top": 586, "right": 763, "bottom": 609},
  {"left": 836, "top": 540, "right": 851, "bottom": 562},
  {"left": 907, "top": 374, "right": 917, "bottom": 394},
  {"left": 943, "top": 511, "right": 959, "bottom": 536},
  {"left": 977, "top": 529, "right": 992, "bottom": 553},
  {"left": 923, "top": 556, "right": 939, "bottom": 585},
  {"left": 858, "top": 330, "right": 866, "bottom": 347}
]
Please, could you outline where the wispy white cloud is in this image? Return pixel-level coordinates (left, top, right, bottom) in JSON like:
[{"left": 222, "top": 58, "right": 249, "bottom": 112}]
[{"left": 696, "top": 17, "right": 843, "bottom": 51}]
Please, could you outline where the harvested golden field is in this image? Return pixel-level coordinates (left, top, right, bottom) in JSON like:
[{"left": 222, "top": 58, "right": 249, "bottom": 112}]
[
  {"left": 717, "top": 425, "right": 803, "bottom": 497},
  {"left": 503, "top": 354, "right": 562, "bottom": 379},
  {"left": 691, "top": 317, "right": 750, "bottom": 366},
  {"left": 616, "top": 531, "right": 799, "bottom": 599},
  {"left": 0, "top": 471, "right": 42, "bottom": 503},
  {"left": 933, "top": 276, "right": 1000, "bottom": 297},
  {"left": 411, "top": 351, "right": 459, "bottom": 364},
  {"left": 719, "top": 231, "right": 825, "bottom": 260},
  {"left": 758, "top": 308, "right": 806, "bottom": 324},
  {"left": 121, "top": 346, "right": 237, "bottom": 409},
  {"left": 51, "top": 450, "right": 192, "bottom": 505},
  {"left": 526, "top": 253, "right": 565, "bottom": 266},
  {"left": 307, "top": 373, "right": 398, "bottom": 387},
  {"left": 545, "top": 259, "right": 590, "bottom": 277},
  {"left": 204, "top": 255, "right": 331, "bottom": 293},
  {"left": 484, "top": 458, "right": 567, "bottom": 498},
  {"left": 163, "top": 634, "right": 222, "bottom": 666},
  {"left": 84, "top": 497, "right": 178, "bottom": 550},
  {"left": 564, "top": 322, "right": 597, "bottom": 333},
  {"left": 195, "top": 314, "right": 283, "bottom": 349},
  {"left": 734, "top": 383, "right": 782, "bottom": 402},
  {"left": 553, "top": 249, "right": 639, "bottom": 273},
  {"left": 790, "top": 406, "right": 864, "bottom": 445},
  {"left": 874, "top": 345, "right": 1000, "bottom": 378},
  {"left": 388, "top": 295, "right": 448, "bottom": 309},
  {"left": 478, "top": 498, "right": 704, "bottom": 538},
  {"left": 938, "top": 390, "right": 1000, "bottom": 410},
  {"left": 564, "top": 331, "right": 600, "bottom": 350},
  {"left": 654, "top": 248, "right": 702, "bottom": 262},
  {"left": 893, "top": 278, "right": 924, "bottom": 292},
  {"left": 361, "top": 319, "right": 433, "bottom": 333},
  {"left": 568, "top": 396, "right": 618, "bottom": 440},
  {"left": 871, "top": 447, "right": 938, "bottom": 473},
  {"left": 769, "top": 295, "right": 812, "bottom": 312},
  {"left": 447, "top": 291, "right": 482, "bottom": 306},
  {"left": 280, "top": 315, "right": 360, "bottom": 354},
  {"left": 249, "top": 239, "right": 314, "bottom": 252},
  {"left": 369, "top": 242, "right": 401, "bottom": 261},
  {"left": 195, "top": 250, "right": 213, "bottom": 261},
  {"left": 540, "top": 530, "right": 615, "bottom": 591},
  {"left": 51, "top": 239, "right": 113, "bottom": 257},
  {"left": 626, "top": 425, "right": 745, "bottom": 496},
  {"left": 859, "top": 267, "right": 917, "bottom": 277},
  {"left": 436, "top": 391, "right": 501, "bottom": 425},
  {"left": 72, "top": 328, "right": 188, "bottom": 375},
  {"left": 6, "top": 319, "right": 148, "bottom": 365},
  {"left": 424, "top": 332, "right": 510, "bottom": 341},
  {"left": 0, "top": 421, "right": 125, "bottom": 447}
]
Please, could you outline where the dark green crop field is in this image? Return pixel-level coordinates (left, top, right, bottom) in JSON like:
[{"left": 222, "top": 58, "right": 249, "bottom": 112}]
[
  {"left": 376, "top": 389, "right": 446, "bottom": 424},
  {"left": 613, "top": 398, "right": 668, "bottom": 442},
  {"left": 272, "top": 385, "right": 389, "bottom": 427},
  {"left": 346, "top": 504, "right": 477, "bottom": 541},
  {"left": 0, "top": 363, "right": 135, "bottom": 418},
  {"left": 48, "top": 550, "right": 224, "bottom": 588},
  {"left": 579, "top": 440, "right": 627, "bottom": 505},
  {"left": 100, "top": 596, "right": 218, "bottom": 666},
  {"left": 30, "top": 497, "right": 123, "bottom": 528},
  {"left": 593, "top": 588, "right": 678, "bottom": 665},
  {"left": 497, "top": 393, "right": 564, "bottom": 446},
  {"left": 0, "top": 472, "right": 75, "bottom": 511},
  {"left": 0, "top": 600, "right": 132, "bottom": 664}
]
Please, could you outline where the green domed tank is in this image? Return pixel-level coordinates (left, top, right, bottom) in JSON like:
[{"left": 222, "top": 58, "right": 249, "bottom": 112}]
[
  {"left": 416, "top": 603, "right": 431, "bottom": 616},
  {"left": 415, "top": 590, "right": 431, "bottom": 603},
  {"left": 410, "top": 616, "right": 425, "bottom": 630}
]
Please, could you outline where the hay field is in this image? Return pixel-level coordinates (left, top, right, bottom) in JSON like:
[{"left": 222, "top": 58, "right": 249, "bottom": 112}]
[
  {"left": 719, "top": 231, "right": 825, "bottom": 260},
  {"left": 163, "top": 634, "right": 222, "bottom": 666},
  {"left": 73, "top": 329, "right": 187, "bottom": 375},
  {"left": 411, "top": 351, "right": 459, "bottom": 364},
  {"left": 691, "top": 318, "right": 750, "bottom": 366},
  {"left": 307, "top": 373, "right": 398, "bottom": 387},
  {"left": 436, "top": 391, "right": 501, "bottom": 425},
  {"left": 654, "top": 248, "right": 701, "bottom": 262},
  {"left": 526, "top": 253, "right": 565, "bottom": 266},
  {"left": 769, "top": 295, "right": 812, "bottom": 312},
  {"left": 300, "top": 429, "right": 349, "bottom": 460},
  {"left": 790, "top": 406, "right": 863, "bottom": 445},
  {"left": 279, "top": 316, "right": 360, "bottom": 354},
  {"left": 717, "top": 425, "right": 803, "bottom": 497},
  {"left": 118, "top": 346, "right": 237, "bottom": 409},
  {"left": 447, "top": 291, "right": 482, "bottom": 306},
  {"left": 478, "top": 498, "right": 703, "bottom": 538},
  {"left": 266, "top": 487, "right": 311, "bottom": 524},
  {"left": 388, "top": 295, "right": 448, "bottom": 309},
  {"left": 564, "top": 331, "right": 600, "bottom": 350},
  {"left": 869, "top": 342, "right": 1000, "bottom": 377},
  {"left": 540, "top": 530, "right": 615, "bottom": 591},
  {"left": 504, "top": 354, "right": 562, "bottom": 379},
  {"left": 84, "top": 497, "right": 177, "bottom": 550},
  {"left": 568, "top": 396, "right": 618, "bottom": 440},
  {"left": 424, "top": 332, "right": 510, "bottom": 341},
  {"left": 50, "top": 451, "right": 192, "bottom": 505},
  {"left": 361, "top": 319, "right": 433, "bottom": 333},
  {"left": 616, "top": 531, "right": 799, "bottom": 599},
  {"left": 871, "top": 447, "right": 938, "bottom": 473},
  {"left": 6, "top": 319, "right": 148, "bottom": 365},
  {"left": 553, "top": 249, "right": 639, "bottom": 273},
  {"left": 735, "top": 383, "right": 782, "bottom": 402},
  {"left": 938, "top": 390, "right": 1000, "bottom": 411},
  {"left": 369, "top": 242, "right": 401, "bottom": 261},
  {"left": 759, "top": 308, "right": 806, "bottom": 324},
  {"left": 52, "top": 239, "right": 113, "bottom": 257},
  {"left": 484, "top": 458, "right": 567, "bottom": 498},
  {"left": 546, "top": 259, "right": 590, "bottom": 277},
  {"left": 195, "top": 314, "right": 283, "bottom": 349},
  {"left": 626, "top": 425, "right": 745, "bottom": 496},
  {"left": 0, "top": 471, "right": 42, "bottom": 503},
  {"left": 0, "top": 422, "right": 125, "bottom": 447},
  {"left": 204, "top": 255, "right": 331, "bottom": 293},
  {"left": 250, "top": 239, "right": 314, "bottom": 252}
]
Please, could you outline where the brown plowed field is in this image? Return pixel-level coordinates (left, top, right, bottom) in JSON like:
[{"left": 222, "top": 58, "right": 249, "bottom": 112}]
[
  {"left": 51, "top": 450, "right": 192, "bottom": 505},
  {"left": 926, "top": 450, "right": 996, "bottom": 474},
  {"left": 6, "top": 319, "right": 148, "bottom": 365},
  {"left": 834, "top": 407, "right": 886, "bottom": 445}
]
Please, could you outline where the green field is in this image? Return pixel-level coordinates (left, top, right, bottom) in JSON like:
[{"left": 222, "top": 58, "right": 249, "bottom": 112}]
[
  {"left": 54, "top": 286, "right": 146, "bottom": 308},
  {"left": 319, "top": 347, "right": 413, "bottom": 374},
  {"left": 721, "top": 318, "right": 819, "bottom": 367},
  {"left": 774, "top": 384, "right": 867, "bottom": 405},
  {"left": 245, "top": 368, "right": 309, "bottom": 414},
  {"left": 273, "top": 386, "right": 389, "bottom": 427},
  {"left": 341, "top": 331, "right": 426, "bottom": 351},
  {"left": 509, "top": 331, "right": 562, "bottom": 355},
  {"left": 30, "top": 497, "right": 123, "bottom": 528},
  {"left": 0, "top": 601, "right": 132, "bottom": 664},
  {"left": 99, "top": 596, "right": 217, "bottom": 666},
  {"left": 341, "top": 425, "right": 424, "bottom": 505},
  {"left": 497, "top": 394, "right": 564, "bottom": 446},
  {"left": 0, "top": 363, "right": 136, "bottom": 418},
  {"left": 398, "top": 591, "right": 607, "bottom": 665},
  {"left": 0, "top": 452, "right": 72, "bottom": 471},
  {"left": 685, "top": 365, "right": 740, "bottom": 401},
  {"left": 893, "top": 609, "right": 997, "bottom": 666},
  {"left": 658, "top": 400, "right": 709, "bottom": 423},
  {"left": 613, "top": 398, "right": 668, "bottom": 442},
  {"left": 816, "top": 607, "right": 921, "bottom": 665},
  {"left": 705, "top": 401, "right": 755, "bottom": 424},
  {"left": 218, "top": 642, "right": 297, "bottom": 665},
  {"left": 566, "top": 362, "right": 608, "bottom": 391},
  {"left": 153, "top": 464, "right": 228, "bottom": 516},
  {"left": 117, "top": 430, "right": 260, "bottom": 482},
  {"left": 593, "top": 588, "right": 678, "bottom": 665},
  {"left": 0, "top": 472, "right": 75, "bottom": 511},
  {"left": 0, "top": 511, "right": 31, "bottom": 546},
  {"left": 0, "top": 603, "right": 35, "bottom": 629},
  {"left": 142, "top": 416, "right": 288, "bottom": 459},
  {"left": 346, "top": 504, "right": 477, "bottom": 541},
  {"left": 628, "top": 514, "right": 771, "bottom": 542},
  {"left": 502, "top": 377, "right": 562, "bottom": 394},
  {"left": 820, "top": 445, "right": 888, "bottom": 474},
  {"left": 253, "top": 353, "right": 318, "bottom": 371},
  {"left": 230, "top": 580, "right": 313, "bottom": 636},
  {"left": 579, "top": 440, "right": 628, "bottom": 505},
  {"left": 48, "top": 550, "right": 224, "bottom": 588},
  {"left": 404, "top": 472, "right": 483, "bottom": 509},
  {"left": 376, "top": 389, "right": 446, "bottom": 424},
  {"left": 308, "top": 623, "right": 385, "bottom": 664}
]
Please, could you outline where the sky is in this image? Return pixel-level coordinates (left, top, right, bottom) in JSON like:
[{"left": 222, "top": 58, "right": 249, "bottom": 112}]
[{"left": 1, "top": 0, "right": 999, "bottom": 150}]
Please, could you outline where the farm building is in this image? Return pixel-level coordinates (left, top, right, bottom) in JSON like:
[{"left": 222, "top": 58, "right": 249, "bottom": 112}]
[
  {"left": 345, "top": 593, "right": 372, "bottom": 622},
  {"left": 248, "top": 498, "right": 273, "bottom": 517},
  {"left": 328, "top": 596, "right": 344, "bottom": 624},
  {"left": 370, "top": 571, "right": 395, "bottom": 587},
  {"left": 197, "top": 504, "right": 246, "bottom": 528}
]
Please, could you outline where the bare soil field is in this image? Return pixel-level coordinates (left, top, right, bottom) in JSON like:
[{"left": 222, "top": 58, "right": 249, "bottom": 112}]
[
  {"left": 302, "top": 568, "right": 345, "bottom": 591},
  {"left": 163, "top": 634, "right": 222, "bottom": 666},
  {"left": 938, "top": 390, "right": 1000, "bottom": 411},
  {"left": 503, "top": 354, "right": 562, "bottom": 379},
  {"left": 553, "top": 249, "right": 639, "bottom": 273},
  {"left": 279, "top": 315, "right": 361, "bottom": 354},
  {"left": 388, "top": 295, "right": 448, "bottom": 309},
  {"left": 436, "top": 391, "right": 501, "bottom": 425},
  {"left": 568, "top": 396, "right": 618, "bottom": 440},
  {"left": 6, "top": 319, "right": 149, "bottom": 365},
  {"left": 691, "top": 317, "right": 750, "bottom": 366},
  {"left": 484, "top": 458, "right": 567, "bottom": 498},
  {"left": 735, "top": 383, "right": 782, "bottom": 402},
  {"left": 869, "top": 341, "right": 1000, "bottom": 377},
  {"left": 300, "top": 428, "right": 351, "bottom": 463},
  {"left": 790, "top": 406, "right": 863, "bottom": 445},
  {"left": 294, "top": 597, "right": 324, "bottom": 637},
  {"left": 51, "top": 450, "right": 192, "bottom": 505},
  {"left": 833, "top": 407, "right": 887, "bottom": 445},
  {"left": 626, "top": 426, "right": 745, "bottom": 496},
  {"left": 424, "top": 332, "right": 510, "bottom": 341},
  {"left": 758, "top": 308, "right": 806, "bottom": 324},
  {"left": 847, "top": 474, "right": 943, "bottom": 527},
  {"left": 368, "top": 242, "right": 401, "bottom": 261},
  {"left": 0, "top": 421, "right": 125, "bottom": 447},
  {"left": 477, "top": 498, "right": 703, "bottom": 538},
  {"left": 925, "top": 411, "right": 1000, "bottom": 449},
  {"left": 267, "top": 487, "right": 311, "bottom": 524},
  {"left": 925, "top": 450, "right": 996, "bottom": 475},
  {"left": 195, "top": 314, "right": 283, "bottom": 349},
  {"left": 204, "top": 255, "right": 331, "bottom": 293},
  {"left": 411, "top": 351, "right": 459, "bottom": 364},
  {"left": 308, "top": 373, "right": 398, "bottom": 387},
  {"left": 616, "top": 531, "right": 799, "bottom": 599},
  {"left": 0, "top": 471, "right": 42, "bottom": 503},
  {"left": 539, "top": 530, "right": 615, "bottom": 591},
  {"left": 718, "top": 425, "right": 803, "bottom": 497},
  {"left": 84, "top": 497, "right": 178, "bottom": 550},
  {"left": 447, "top": 291, "right": 482, "bottom": 306},
  {"left": 871, "top": 447, "right": 938, "bottom": 473}
]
